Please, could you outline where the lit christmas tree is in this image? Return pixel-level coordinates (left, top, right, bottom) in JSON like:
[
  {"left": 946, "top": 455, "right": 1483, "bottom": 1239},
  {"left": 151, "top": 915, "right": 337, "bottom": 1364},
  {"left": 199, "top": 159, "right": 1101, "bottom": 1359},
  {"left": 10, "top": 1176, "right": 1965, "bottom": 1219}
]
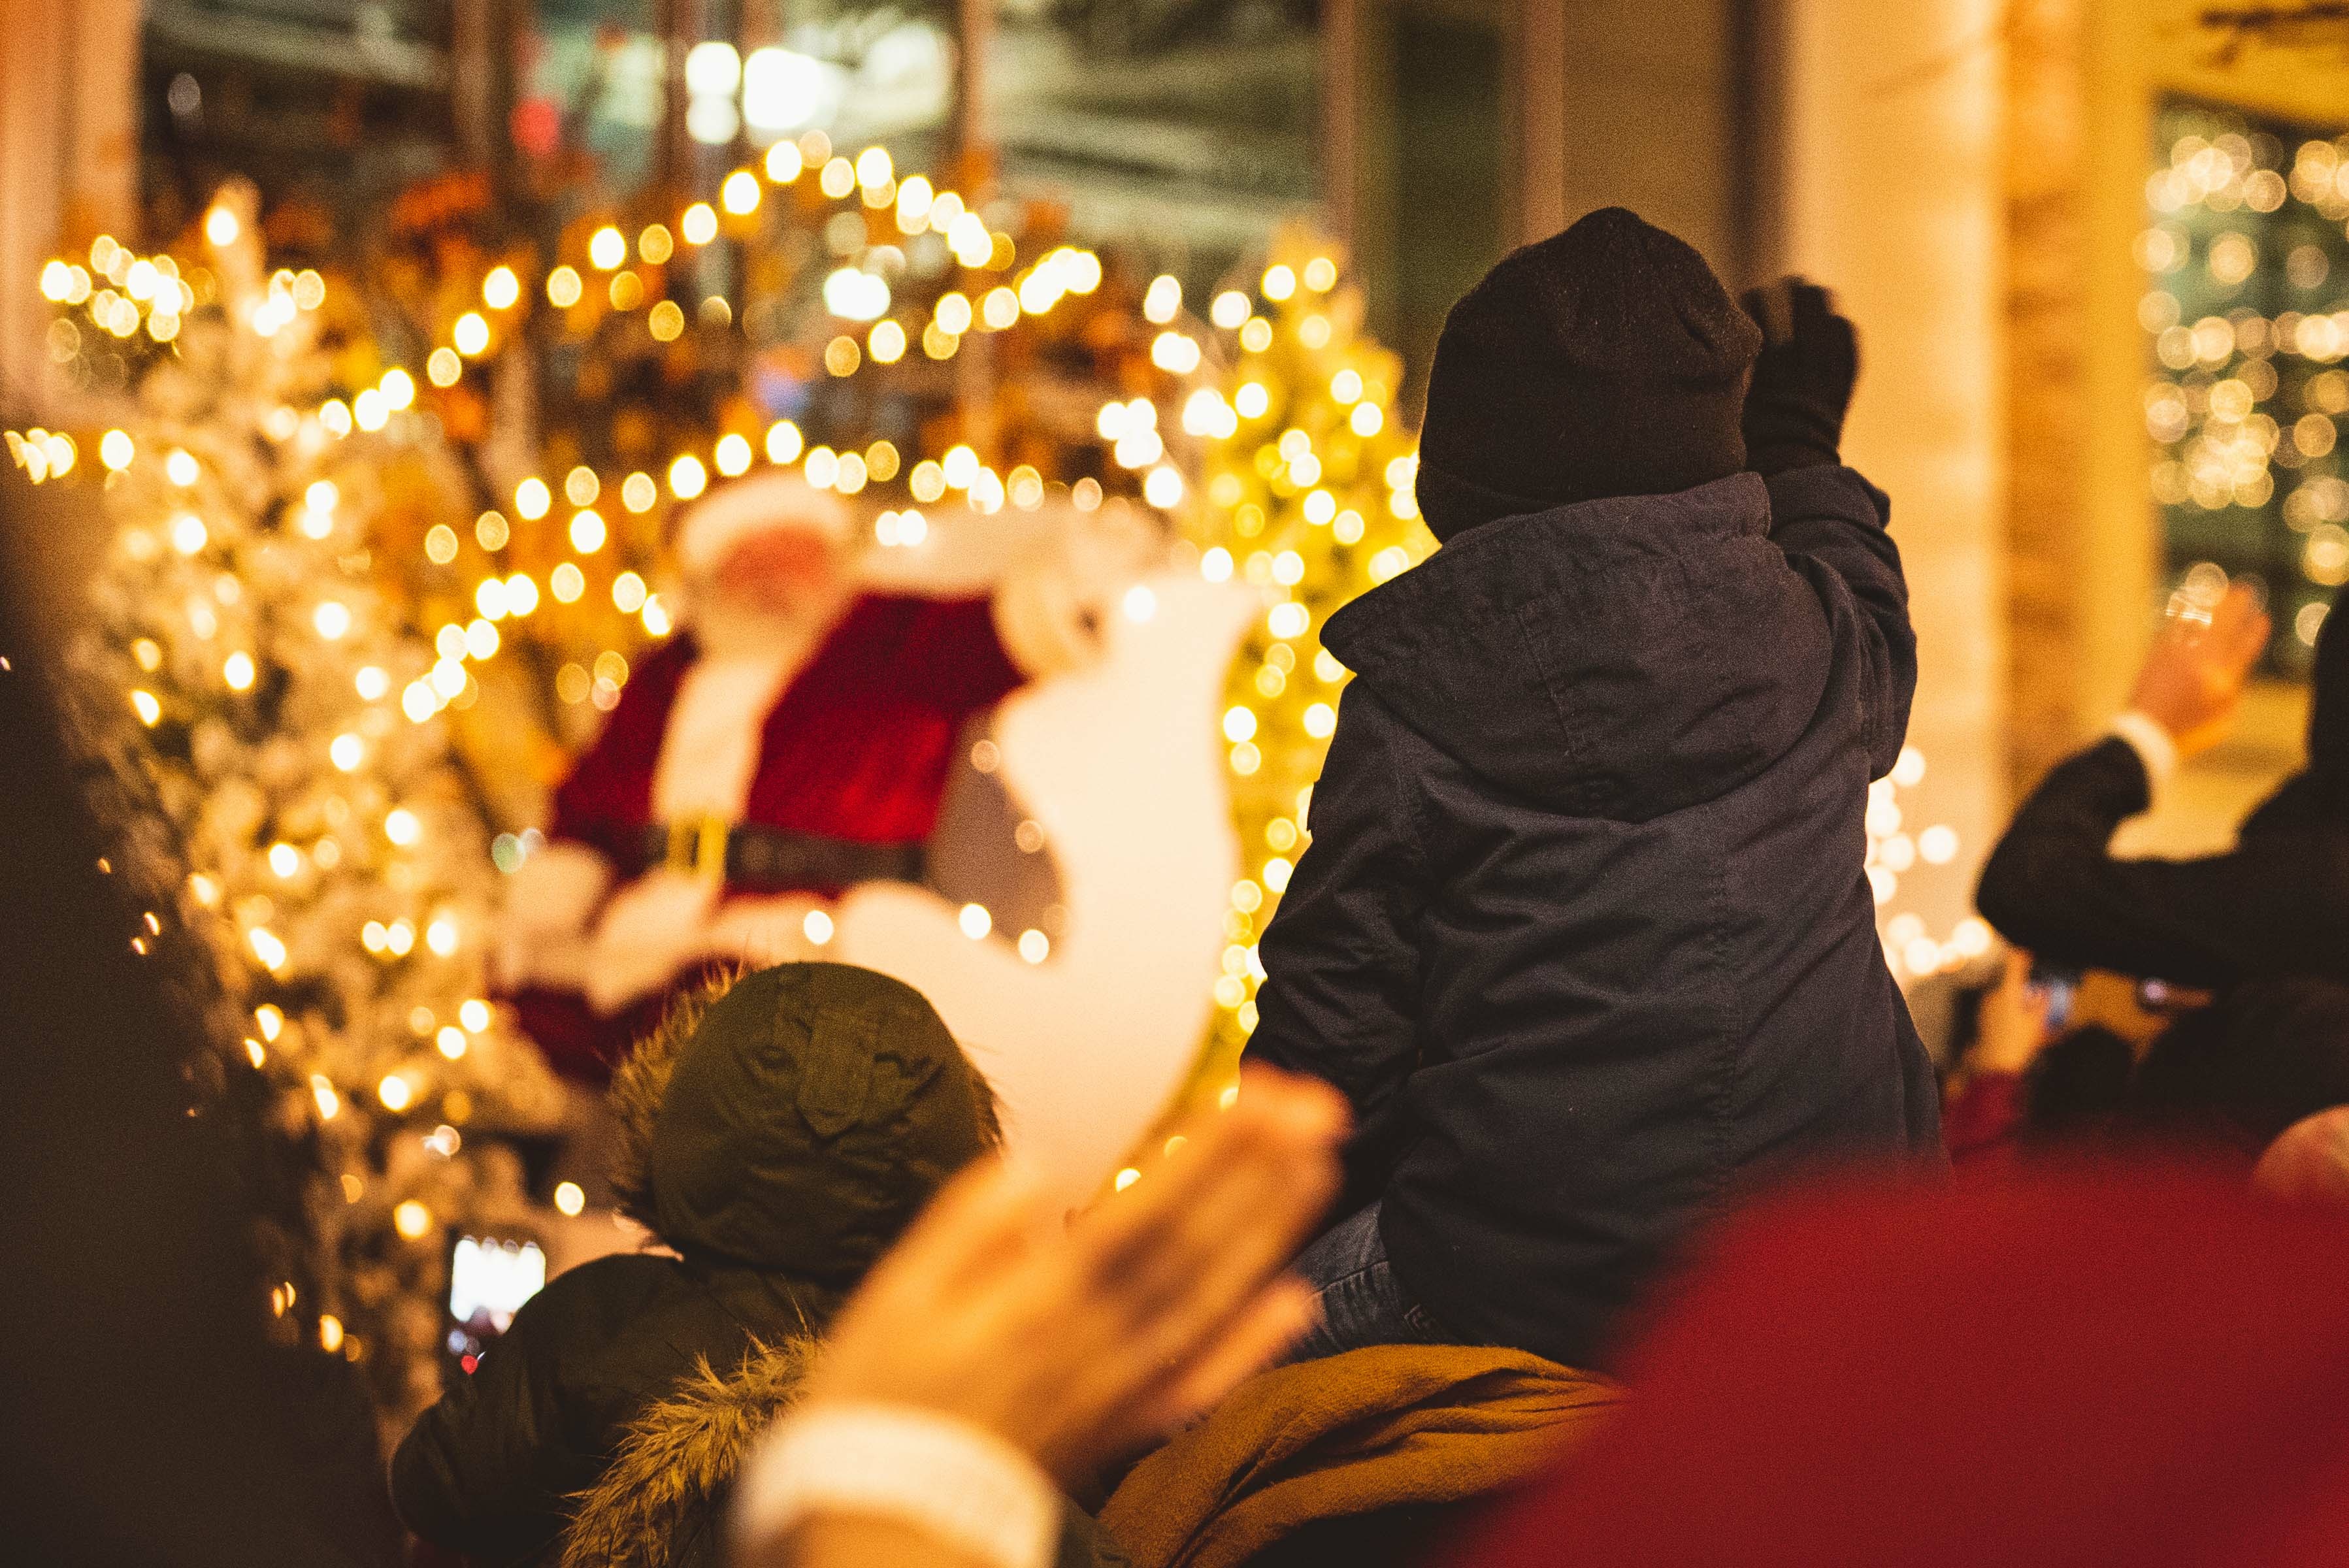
[
  {"left": 36, "top": 182, "right": 563, "bottom": 1430},
  {"left": 1165, "top": 237, "right": 1434, "bottom": 1096}
]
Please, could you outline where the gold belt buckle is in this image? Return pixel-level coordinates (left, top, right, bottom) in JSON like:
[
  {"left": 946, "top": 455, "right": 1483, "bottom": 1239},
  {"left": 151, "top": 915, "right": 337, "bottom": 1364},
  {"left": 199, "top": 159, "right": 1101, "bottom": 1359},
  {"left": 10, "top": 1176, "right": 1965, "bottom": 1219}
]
[{"left": 665, "top": 815, "right": 732, "bottom": 882}]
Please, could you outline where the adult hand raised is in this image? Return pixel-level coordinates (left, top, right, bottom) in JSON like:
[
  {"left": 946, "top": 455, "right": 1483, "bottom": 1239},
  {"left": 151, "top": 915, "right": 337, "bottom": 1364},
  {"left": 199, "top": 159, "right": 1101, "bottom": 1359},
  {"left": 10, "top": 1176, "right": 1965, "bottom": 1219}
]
[
  {"left": 2130, "top": 581, "right": 2271, "bottom": 759},
  {"left": 791, "top": 1066, "right": 1349, "bottom": 1488}
]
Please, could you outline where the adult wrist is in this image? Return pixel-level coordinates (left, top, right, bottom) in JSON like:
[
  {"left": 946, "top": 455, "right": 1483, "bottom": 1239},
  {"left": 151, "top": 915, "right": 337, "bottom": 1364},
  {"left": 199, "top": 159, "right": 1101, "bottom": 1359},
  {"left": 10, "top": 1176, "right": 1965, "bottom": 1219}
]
[
  {"left": 733, "top": 1402, "right": 1059, "bottom": 1568},
  {"left": 2109, "top": 710, "right": 2180, "bottom": 792}
]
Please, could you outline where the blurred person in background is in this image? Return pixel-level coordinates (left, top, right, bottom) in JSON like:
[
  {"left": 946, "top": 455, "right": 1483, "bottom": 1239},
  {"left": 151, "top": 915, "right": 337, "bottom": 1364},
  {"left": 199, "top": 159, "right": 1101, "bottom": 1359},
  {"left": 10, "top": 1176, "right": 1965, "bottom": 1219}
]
[
  {"left": 1436, "top": 1164, "right": 2349, "bottom": 1568},
  {"left": 1977, "top": 585, "right": 2347, "bottom": 989},
  {"left": 1941, "top": 951, "right": 2349, "bottom": 1172},
  {"left": 0, "top": 536, "right": 398, "bottom": 1567}
]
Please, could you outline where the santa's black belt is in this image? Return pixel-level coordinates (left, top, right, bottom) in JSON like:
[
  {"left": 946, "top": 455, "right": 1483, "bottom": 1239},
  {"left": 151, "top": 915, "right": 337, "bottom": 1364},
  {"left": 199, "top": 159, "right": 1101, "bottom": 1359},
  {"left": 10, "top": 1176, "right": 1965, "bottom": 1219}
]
[{"left": 636, "top": 819, "right": 927, "bottom": 890}]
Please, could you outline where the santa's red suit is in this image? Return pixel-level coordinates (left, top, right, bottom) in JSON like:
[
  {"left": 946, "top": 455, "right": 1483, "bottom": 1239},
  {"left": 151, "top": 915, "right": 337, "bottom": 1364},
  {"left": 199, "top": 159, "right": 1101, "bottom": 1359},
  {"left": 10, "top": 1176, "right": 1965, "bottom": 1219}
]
[{"left": 497, "top": 474, "right": 1098, "bottom": 1083}]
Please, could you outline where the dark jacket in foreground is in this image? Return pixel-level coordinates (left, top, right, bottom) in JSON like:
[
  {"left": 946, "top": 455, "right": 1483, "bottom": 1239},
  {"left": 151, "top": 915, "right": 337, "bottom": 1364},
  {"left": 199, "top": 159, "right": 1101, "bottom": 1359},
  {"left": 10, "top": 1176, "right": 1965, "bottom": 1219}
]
[
  {"left": 1975, "top": 748, "right": 2349, "bottom": 991},
  {"left": 1247, "top": 467, "right": 1936, "bottom": 1371},
  {"left": 391, "top": 964, "right": 994, "bottom": 1567}
]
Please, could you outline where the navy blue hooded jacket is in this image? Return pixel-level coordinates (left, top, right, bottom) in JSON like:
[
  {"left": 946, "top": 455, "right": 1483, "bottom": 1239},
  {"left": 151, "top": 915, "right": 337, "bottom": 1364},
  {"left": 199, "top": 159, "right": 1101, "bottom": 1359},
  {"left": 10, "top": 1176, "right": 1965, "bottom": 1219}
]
[{"left": 1247, "top": 465, "right": 1938, "bottom": 1371}]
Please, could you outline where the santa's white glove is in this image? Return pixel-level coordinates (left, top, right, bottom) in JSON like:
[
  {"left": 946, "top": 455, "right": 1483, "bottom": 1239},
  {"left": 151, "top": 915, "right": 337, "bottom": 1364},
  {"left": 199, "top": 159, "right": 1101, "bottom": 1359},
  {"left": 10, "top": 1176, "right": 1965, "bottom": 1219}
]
[
  {"left": 583, "top": 869, "right": 722, "bottom": 1015},
  {"left": 494, "top": 841, "right": 613, "bottom": 992},
  {"left": 993, "top": 504, "right": 1163, "bottom": 678},
  {"left": 702, "top": 894, "right": 832, "bottom": 969}
]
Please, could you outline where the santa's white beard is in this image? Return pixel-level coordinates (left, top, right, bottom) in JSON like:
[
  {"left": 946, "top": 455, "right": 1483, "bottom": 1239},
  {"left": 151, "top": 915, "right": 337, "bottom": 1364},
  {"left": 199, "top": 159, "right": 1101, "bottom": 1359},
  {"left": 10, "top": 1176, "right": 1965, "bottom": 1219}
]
[{"left": 687, "top": 587, "right": 847, "bottom": 661}]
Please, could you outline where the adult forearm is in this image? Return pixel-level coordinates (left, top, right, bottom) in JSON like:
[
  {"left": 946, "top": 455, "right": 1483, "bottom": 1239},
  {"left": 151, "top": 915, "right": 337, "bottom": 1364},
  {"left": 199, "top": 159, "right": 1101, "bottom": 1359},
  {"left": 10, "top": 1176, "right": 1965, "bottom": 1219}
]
[
  {"left": 1976, "top": 742, "right": 2146, "bottom": 953},
  {"left": 746, "top": 1516, "right": 997, "bottom": 1568}
]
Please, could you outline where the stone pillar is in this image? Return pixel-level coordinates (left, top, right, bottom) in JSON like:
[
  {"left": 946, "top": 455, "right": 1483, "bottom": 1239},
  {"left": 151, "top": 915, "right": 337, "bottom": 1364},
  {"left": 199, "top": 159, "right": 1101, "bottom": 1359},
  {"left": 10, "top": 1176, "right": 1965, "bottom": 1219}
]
[
  {"left": 0, "top": 0, "right": 140, "bottom": 418},
  {"left": 2004, "top": 0, "right": 2163, "bottom": 796},
  {"left": 1775, "top": 0, "right": 2011, "bottom": 954}
]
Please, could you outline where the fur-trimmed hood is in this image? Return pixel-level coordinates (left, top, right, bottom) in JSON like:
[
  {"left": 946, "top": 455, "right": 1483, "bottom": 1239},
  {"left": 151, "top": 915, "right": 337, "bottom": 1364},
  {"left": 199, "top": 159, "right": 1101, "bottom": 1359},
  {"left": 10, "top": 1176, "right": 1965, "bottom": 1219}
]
[
  {"left": 560, "top": 1337, "right": 1132, "bottom": 1568},
  {"left": 561, "top": 1336, "right": 819, "bottom": 1568},
  {"left": 608, "top": 962, "right": 998, "bottom": 1279}
]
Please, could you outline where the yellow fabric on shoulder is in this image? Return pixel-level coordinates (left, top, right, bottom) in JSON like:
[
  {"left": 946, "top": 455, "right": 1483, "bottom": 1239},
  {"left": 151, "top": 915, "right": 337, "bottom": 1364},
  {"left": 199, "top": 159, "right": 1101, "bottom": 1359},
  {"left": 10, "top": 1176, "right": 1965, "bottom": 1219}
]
[{"left": 1098, "top": 1343, "right": 1623, "bottom": 1568}]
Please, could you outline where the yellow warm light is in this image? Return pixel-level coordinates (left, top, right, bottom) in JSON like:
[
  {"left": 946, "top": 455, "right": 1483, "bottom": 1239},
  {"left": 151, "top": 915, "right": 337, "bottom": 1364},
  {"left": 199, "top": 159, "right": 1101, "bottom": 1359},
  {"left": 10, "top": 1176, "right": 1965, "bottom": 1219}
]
[
  {"left": 589, "top": 227, "right": 627, "bottom": 270},
  {"left": 483, "top": 265, "right": 521, "bottom": 309}
]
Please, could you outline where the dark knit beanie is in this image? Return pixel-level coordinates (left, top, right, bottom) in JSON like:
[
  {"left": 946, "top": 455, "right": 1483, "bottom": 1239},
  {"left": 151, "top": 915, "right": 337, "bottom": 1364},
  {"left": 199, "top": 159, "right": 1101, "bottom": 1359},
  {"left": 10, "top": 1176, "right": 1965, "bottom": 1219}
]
[{"left": 1415, "top": 208, "right": 1764, "bottom": 540}]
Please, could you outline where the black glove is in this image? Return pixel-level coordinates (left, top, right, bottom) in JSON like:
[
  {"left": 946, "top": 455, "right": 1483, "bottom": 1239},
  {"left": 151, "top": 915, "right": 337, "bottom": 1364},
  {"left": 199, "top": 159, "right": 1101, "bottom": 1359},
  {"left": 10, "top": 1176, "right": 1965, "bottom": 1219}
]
[{"left": 1738, "top": 278, "right": 1860, "bottom": 476}]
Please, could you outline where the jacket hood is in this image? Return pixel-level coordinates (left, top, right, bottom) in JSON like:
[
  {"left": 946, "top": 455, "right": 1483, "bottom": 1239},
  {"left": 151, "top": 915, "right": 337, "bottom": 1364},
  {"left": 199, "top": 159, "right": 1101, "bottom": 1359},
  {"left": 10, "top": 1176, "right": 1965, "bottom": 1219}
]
[
  {"left": 611, "top": 963, "right": 994, "bottom": 1280},
  {"left": 561, "top": 1336, "right": 818, "bottom": 1568},
  {"left": 1322, "top": 473, "right": 1832, "bottom": 823}
]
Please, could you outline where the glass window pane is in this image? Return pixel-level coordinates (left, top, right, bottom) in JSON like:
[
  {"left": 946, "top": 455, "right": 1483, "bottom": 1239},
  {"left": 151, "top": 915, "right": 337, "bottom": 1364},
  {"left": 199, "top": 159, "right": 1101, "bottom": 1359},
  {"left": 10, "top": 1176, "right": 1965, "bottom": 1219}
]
[
  {"left": 985, "top": 0, "right": 1324, "bottom": 284},
  {"left": 2147, "top": 100, "right": 2347, "bottom": 679}
]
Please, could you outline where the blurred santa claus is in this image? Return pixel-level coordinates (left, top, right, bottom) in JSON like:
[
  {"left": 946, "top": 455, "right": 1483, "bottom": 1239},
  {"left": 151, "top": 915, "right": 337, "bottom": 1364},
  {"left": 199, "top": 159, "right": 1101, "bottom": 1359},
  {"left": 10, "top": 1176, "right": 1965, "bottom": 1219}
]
[{"left": 495, "top": 470, "right": 1113, "bottom": 1083}]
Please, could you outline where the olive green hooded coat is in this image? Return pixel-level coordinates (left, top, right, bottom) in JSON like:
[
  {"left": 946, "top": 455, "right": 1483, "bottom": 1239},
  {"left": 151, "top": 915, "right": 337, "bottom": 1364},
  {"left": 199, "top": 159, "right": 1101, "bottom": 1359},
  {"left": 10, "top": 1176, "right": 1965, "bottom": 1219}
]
[{"left": 390, "top": 963, "right": 998, "bottom": 1568}]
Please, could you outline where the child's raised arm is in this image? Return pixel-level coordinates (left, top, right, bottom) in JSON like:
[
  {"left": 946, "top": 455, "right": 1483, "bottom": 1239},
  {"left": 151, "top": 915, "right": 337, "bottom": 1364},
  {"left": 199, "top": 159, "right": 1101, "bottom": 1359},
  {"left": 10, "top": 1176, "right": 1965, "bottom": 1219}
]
[
  {"left": 1768, "top": 466, "right": 1916, "bottom": 779},
  {"left": 1741, "top": 278, "right": 1917, "bottom": 779}
]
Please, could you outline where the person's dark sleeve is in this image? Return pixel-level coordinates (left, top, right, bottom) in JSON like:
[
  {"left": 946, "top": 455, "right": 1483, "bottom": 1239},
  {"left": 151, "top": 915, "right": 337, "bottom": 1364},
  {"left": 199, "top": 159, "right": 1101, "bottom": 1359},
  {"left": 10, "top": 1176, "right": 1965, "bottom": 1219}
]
[
  {"left": 1245, "top": 686, "right": 1432, "bottom": 1213},
  {"left": 1765, "top": 465, "right": 1916, "bottom": 779},
  {"left": 1975, "top": 736, "right": 2320, "bottom": 988},
  {"left": 389, "top": 1284, "right": 595, "bottom": 1565}
]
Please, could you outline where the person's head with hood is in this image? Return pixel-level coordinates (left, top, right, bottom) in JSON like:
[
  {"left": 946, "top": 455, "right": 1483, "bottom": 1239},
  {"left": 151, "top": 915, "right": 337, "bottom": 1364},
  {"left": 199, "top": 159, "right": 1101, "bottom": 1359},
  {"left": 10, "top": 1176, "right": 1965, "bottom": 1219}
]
[
  {"left": 607, "top": 962, "right": 998, "bottom": 1287},
  {"left": 2243, "top": 594, "right": 2348, "bottom": 834}
]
